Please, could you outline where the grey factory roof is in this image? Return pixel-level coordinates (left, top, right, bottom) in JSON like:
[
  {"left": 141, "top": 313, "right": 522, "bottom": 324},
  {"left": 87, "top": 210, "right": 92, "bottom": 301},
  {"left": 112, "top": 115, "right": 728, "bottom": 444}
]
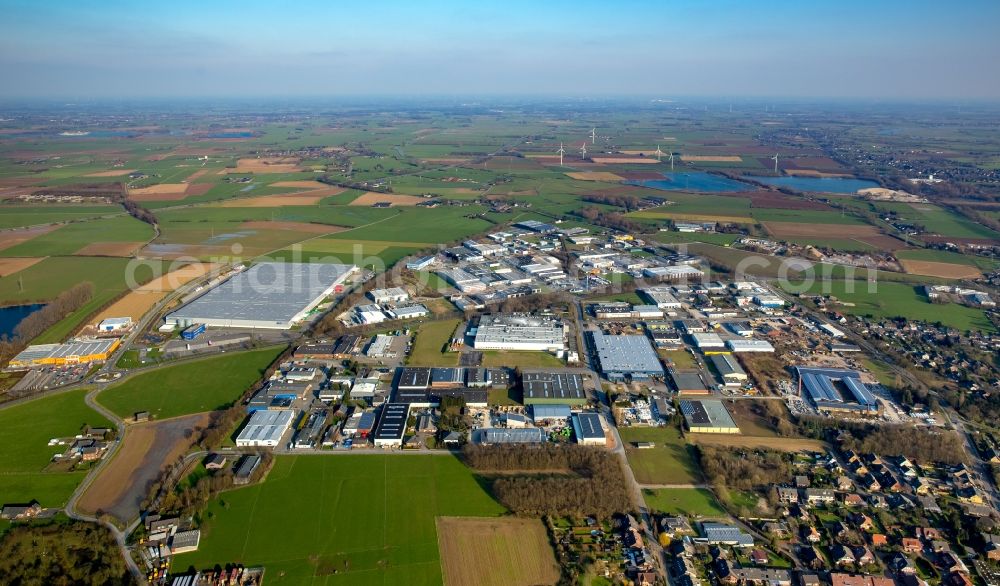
[
  {"left": 374, "top": 402, "right": 410, "bottom": 441},
  {"left": 680, "top": 400, "right": 739, "bottom": 430},
  {"left": 522, "top": 372, "right": 587, "bottom": 401},
  {"left": 590, "top": 332, "right": 664, "bottom": 376},
  {"left": 167, "top": 262, "right": 355, "bottom": 328},
  {"left": 236, "top": 410, "right": 294, "bottom": 445},
  {"left": 669, "top": 370, "right": 709, "bottom": 392},
  {"left": 531, "top": 404, "right": 572, "bottom": 420},
  {"left": 481, "top": 427, "right": 547, "bottom": 444},
  {"left": 709, "top": 353, "right": 746, "bottom": 378},
  {"left": 702, "top": 522, "right": 754, "bottom": 547}
]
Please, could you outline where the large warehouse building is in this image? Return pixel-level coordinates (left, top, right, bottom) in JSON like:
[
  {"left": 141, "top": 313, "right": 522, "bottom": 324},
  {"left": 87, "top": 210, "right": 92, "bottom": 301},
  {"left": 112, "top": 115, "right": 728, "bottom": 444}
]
[
  {"left": 522, "top": 371, "right": 588, "bottom": 405},
  {"left": 10, "top": 338, "right": 121, "bottom": 367},
  {"left": 235, "top": 409, "right": 295, "bottom": 447},
  {"left": 590, "top": 332, "right": 664, "bottom": 381},
  {"left": 165, "top": 262, "right": 356, "bottom": 330},
  {"left": 797, "top": 367, "right": 880, "bottom": 415},
  {"left": 680, "top": 400, "right": 740, "bottom": 434},
  {"left": 472, "top": 314, "right": 565, "bottom": 351}
]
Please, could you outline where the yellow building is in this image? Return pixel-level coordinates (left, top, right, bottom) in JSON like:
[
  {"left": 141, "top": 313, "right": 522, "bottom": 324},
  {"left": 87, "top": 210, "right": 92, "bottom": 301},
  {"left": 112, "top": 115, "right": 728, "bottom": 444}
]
[{"left": 10, "top": 338, "right": 120, "bottom": 368}]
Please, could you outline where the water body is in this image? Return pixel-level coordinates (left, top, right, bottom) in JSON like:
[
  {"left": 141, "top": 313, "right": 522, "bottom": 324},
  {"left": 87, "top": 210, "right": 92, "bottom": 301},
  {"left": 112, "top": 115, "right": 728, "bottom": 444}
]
[
  {"left": 207, "top": 131, "right": 255, "bottom": 138},
  {"left": 0, "top": 303, "right": 45, "bottom": 338},
  {"left": 746, "top": 176, "right": 880, "bottom": 194},
  {"left": 627, "top": 172, "right": 754, "bottom": 193}
]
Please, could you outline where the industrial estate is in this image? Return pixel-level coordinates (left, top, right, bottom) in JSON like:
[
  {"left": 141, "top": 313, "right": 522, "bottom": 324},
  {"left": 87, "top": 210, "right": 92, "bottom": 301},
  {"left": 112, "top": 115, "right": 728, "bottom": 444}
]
[{"left": 1, "top": 79, "right": 1000, "bottom": 586}]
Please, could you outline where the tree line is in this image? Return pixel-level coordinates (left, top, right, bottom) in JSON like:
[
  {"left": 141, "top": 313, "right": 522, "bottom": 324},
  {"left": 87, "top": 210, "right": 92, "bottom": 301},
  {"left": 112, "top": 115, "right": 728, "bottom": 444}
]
[
  {"left": 796, "top": 415, "right": 968, "bottom": 464},
  {"left": 0, "top": 282, "right": 93, "bottom": 366},
  {"left": 574, "top": 206, "right": 645, "bottom": 233},
  {"left": 462, "top": 444, "right": 633, "bottom": 519},
  {"left": 698, "top": 445, "right": 792, "bottom": 493}
]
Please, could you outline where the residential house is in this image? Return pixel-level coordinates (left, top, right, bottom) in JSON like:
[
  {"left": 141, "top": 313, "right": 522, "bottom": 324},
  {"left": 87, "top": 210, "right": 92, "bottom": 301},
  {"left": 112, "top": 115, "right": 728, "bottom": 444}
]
[
  {"left": 901, "top": 538, "right": 923, "bottom": 554},
  {"left": 804, "top": 488, "right": 836, "bottom": 505}
]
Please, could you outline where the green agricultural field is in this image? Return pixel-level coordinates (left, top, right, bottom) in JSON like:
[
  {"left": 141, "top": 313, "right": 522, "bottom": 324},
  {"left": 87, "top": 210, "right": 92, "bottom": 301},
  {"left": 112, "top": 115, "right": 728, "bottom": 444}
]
[
  {"left": 654, "top": 232, "right": 742, "bottom": 246},
  {"left": 643, "top": 488, "right": 727, "bottom": 517},
  {"left": 0, "top": 389, "right": 112, "bottom": 507},
  {"left": 876, "top": 203, "right": 1000, "bottom": 240},
  {"left": 408, "top": 319, "right": 461, "bottom": 366},
  {"left": 807, "top": 280, "right": 995, "bottom": 332},
  {"left": 0, "top": 256, "right": 163, "bottom": 304},
  {"left": 750, "top": 208, "right": 866, "bottom": 225},
  {"left": 618, "top": 426, "right": 701, "bottom": 485},
  {"left": 0, "top": 215, "right": 154, "bottom": 257},
  {"left": 273, "top": 237, "right": 429, "bottom": 268},
  {"left": 175, "top": 454, "right": 507, "bottom": 585},
  {"left": 0, "top": 205, "right": 123, "bottom": 229},
  {"left": 96, "top": 346, "right": 285, "bottom": 420}
]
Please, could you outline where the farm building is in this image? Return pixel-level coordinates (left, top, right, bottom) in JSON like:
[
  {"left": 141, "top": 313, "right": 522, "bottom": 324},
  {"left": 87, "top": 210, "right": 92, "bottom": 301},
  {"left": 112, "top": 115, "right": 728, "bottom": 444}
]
[
  {"left": 235, "top": 409, "right": 295, "bottom": 447},
  {"left": 572, "top": 412, "right": 607, "bottom": 446},
  {"left": 10, "top": 337, "right": 121, "bottom": 367},
  {"left": 374, "top": 402, "right": 410, "bottom": 447},
  {"left": 709, "top": 354, "right": 748, "bottom": 387},
  {"left": 797, "top": 367, "right": 880, "bottom": 415},
  {"left": 726, "top": 339, "right": 775, "bottom": 353},
  {"left": 233, "top": 454, "right": 262, "bottom": 485},
  {"left": 169, "top": 530, "right": 201, "bottom": 555},
  {"left": 680, "top": 400, "right": 740, "bottom": 434},
  {"left": 165, "top": 262, "right": 356, "bottom": 329},
  {"left": 472, "top": 314, "right": 565, "bottom": 351},
  {"left": 480, "top": 427, "right": 547, "bottom": 444},
  {"left": 590, "top": 332, "right": 664, "bottom": 381},
  {"left": 98, "top": 317, "right": 132, "bottom": 332},
  {"left": 522, "top": 372, "right": 588, "bottom": 405}
]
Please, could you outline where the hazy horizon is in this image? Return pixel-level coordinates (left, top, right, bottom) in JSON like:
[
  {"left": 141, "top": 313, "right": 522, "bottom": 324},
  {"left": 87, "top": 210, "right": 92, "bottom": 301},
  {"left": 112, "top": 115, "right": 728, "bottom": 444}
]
[{"left": 2, "top": 0, "right": 998, "bottom": 100}]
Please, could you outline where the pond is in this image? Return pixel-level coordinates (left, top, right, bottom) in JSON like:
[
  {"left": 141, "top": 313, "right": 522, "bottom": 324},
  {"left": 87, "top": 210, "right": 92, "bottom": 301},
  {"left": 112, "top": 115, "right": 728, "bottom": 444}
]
[
  {"left": 626, "top": 172, "right": 754, "bottom": 193},
  {"left": 746, "top": 175, "right": 880, "bottom": 194},
  {"left": 0, "top": 303, "right": 45, "bottom": 339}
]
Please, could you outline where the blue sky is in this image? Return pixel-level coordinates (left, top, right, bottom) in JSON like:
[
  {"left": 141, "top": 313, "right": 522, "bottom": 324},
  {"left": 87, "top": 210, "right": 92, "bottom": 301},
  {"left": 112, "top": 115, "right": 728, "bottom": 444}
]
[{"left": 1, "top": 0, "right": 998, "bottom": 99}]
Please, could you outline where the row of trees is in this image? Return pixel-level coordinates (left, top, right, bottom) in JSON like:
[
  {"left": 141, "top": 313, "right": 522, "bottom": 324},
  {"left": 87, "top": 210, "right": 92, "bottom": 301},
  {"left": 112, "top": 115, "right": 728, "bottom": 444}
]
[
  {"left": 581, "top": 193, "right": 644, "bottom": 212},
  {"left": 120, "top": 198, "right": 157, "bottom": 227},
  {"left": 0, "top": 282, "right": 94, "bottom": 365},
  {"left": 575, "top": 206, "right": 644, "bottom": 233},
  {"left": 463, "top": 445, "right": 633, "bottom": 519}
]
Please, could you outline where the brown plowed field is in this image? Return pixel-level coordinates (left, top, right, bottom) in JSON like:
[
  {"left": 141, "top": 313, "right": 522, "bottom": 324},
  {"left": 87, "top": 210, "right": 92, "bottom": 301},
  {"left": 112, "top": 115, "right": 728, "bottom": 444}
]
[
  {"left": 349, "top": 191, "right": 425, "bottom": 206},
  {"left": 0, "top": 225, "right": 59, "bottom": 251},
  {"left": 75, "top": 241, "right": 145, "bottom": 257},
  {"left": 436, "top": 517, "right": 559, "bottom": 586},
  {"left": 230, "top": 157, "right": 303, "bottom": 173},
  {"left": 591, "top": 156, "right": 659, "bottom": 164},
  {"left": 85, "top": 169, "right": 136, "bottom": 177},
  {"left": 566, "top": 171, "right": 623, "bottom": 181},
  {"left": 682, "top": 155, "right": 743, "bottom": 162},
  {"left": 76, "top": 413, "right": 209, "bottom": 523},
  {"left": 763, "top": 222, "right": 881, "bottom": 238},
  {"left": 89, "top": 262, "right": 218, "bottom": 323},
  {"left": 898, "top": 259, "right": 982, "bottom": 279},
  {"left": 0, "top": 257, "right": 44, "bottom": 277}
]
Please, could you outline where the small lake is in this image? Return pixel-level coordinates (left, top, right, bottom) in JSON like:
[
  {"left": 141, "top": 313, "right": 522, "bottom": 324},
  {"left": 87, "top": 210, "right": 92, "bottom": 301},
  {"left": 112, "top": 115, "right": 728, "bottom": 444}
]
[
  {"left": 746, "top": 176, "right": 880, "bottom": 194},
  {"left": 627, "top": 172, "right": 754, "bottom": 193},
  {"left": 0, "top": 303, "right": 45, "bottom": 339},
  {"left": 207, "top": 131, "right": 255, "bottom": 138}
]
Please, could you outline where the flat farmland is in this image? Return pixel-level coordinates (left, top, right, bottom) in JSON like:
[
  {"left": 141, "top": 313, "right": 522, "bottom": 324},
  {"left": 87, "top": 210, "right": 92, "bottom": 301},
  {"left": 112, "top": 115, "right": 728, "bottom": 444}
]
[
  {"left": 763, "top": 222, "right": 880, "bottom": 238},
  {"left": 0, "top": 224, "right": 59, "bottom": 252},
  {"left": 897, "top": 259, "right": 981, "bottom": 279},
  {"left": 0, "top": 215, "right": 154, "bottom": 257},
  {"left": 0, "top": 256, "right": 162, "bottom": 304},
  {"left": 96, "top": 347, "right": 284, "bottom": 420},
  {"left": 618, "top": 426, "right": 701, "bottom": 485},
  {"left": 895, "top": 248, "right": 1000, "bottom": 272},
  {"left": 0, "top": 205, "right": 121, "bottom": 230},
  {"left": 631, "top": 210, "right": 754, "bottom": 224},
  {"left": 436, "top": 517, "right": 559, "bottom": 586},
  {"left": 565, "top": 171, "right": 624, "bottom": 181},
  {"left": 88, "top": 262, "right": 219, "bottom": 324},
  {"left": 74, "top": 240, "right": 145, "bottom": 256},
  {"left": 231, "top": 157, "right": 304, "bottom": 173},
  {"left": 77, "top": 413, "right": 209, "bottom": 523},
  {"left": 0, "top": 256, "right": 44, "bottom": 277},
  {"left": 0, "top": 389, "right": 112, "bottom": 508},
  {"left": 176, "top": 455, "right": 507, "bottom": 585},
  {"left": 349, "top": 191, "right": 427, "bottom": 206}
]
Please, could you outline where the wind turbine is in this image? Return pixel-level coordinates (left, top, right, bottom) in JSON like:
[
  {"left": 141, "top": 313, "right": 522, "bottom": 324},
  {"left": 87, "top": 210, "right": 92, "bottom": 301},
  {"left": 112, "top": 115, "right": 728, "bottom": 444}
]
[
  {"left": 668, "top": 151, "right": 675, "bottom": 171},
  {"left": 772, "top": 153, "right": 780, "bottom": 174},
  {"left": 557, "top": 142, "right": 566, "bottom": 167},
  {"left": 654, "top": 144, "right": 664, "bottom": 162},
  {"left": 590, "top": 128, "right": 596, "bottom": 145},
  {"left": 580, "top": 142, "right": 588, "bottom": 160}
]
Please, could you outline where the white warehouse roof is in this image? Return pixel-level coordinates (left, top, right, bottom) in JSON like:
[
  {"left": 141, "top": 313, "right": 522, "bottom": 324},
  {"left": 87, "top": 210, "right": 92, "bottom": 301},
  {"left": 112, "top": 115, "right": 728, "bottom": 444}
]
[{"left": 236, "top": 409, "right": 295, "bottom": 447}]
